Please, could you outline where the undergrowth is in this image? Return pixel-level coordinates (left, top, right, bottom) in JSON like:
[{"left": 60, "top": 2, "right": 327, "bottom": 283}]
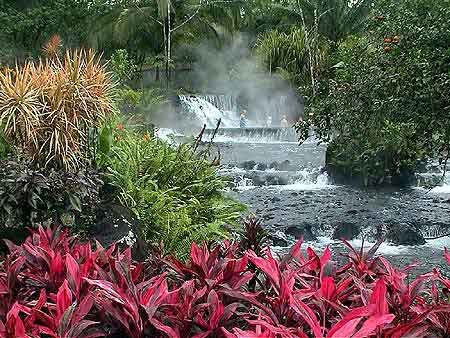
[
  {"left": 98, "top": 123, "right": 245, "bottom": 259},
  {"left": 2, "top": 226, "right": 450, "bottom": 337}
]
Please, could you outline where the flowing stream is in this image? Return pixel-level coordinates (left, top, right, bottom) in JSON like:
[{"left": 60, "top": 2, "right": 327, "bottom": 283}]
[{"left": 164, "top": 94, "right": 450, "bottom": 274}]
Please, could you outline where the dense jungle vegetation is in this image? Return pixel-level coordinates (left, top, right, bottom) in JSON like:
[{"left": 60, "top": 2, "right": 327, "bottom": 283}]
[{"left": 1, "top": 0, "right": 450, "bottom": 337}]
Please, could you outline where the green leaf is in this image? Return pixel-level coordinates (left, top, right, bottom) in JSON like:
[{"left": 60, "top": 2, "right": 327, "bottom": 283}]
[
  {"left": 98, "top": 126, "right": 113, "bottom": 157},
  {"left": 68, "top": 194, "right": 82, "bottom": 212}
]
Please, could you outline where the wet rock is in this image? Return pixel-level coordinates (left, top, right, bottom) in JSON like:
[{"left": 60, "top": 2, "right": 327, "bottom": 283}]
[
  {"left": 266, "top": 175, "right": 287, "bottom": 185},
  {"left": 332, "top": 222, "right": 361, "bottom": 240},
  {"left": 242, "top": 160, "right": 257, "bottom": 170},
  {"left": 278, "top": 160, "right": 291, "bottom": 171},
  {"left": 268, "top": 160, "right": 291, "bottom": 171},
  {"left": 286, "top": 223, "right": 315, "bottom": 241},
  {"left": 263, "top": 214, "right": 275, "bottom": 220},
  {"left": 91, "top": 203, "right": 148, "bottom": 260},
  {"left": 270, "top": 236, "right": 288, "bottom": 247},
  {"left": 385, "top": 222, "right": 425, "bottom": 246},
  {"left": 291, "top": 192, "right": 299, "bottom": 196},
  {"left": 255, "top": 163, "right": 267, "bottom": 171},
  {"left": 347, "top": 209, "right": 358, "bottom": 215},
  {"left": 269, "top": 161, "right": 279, "bottom": 170},
  {"left": 270, "top": 196, "right": 281, "bottom": 203},
  {"left": 251, "top": 174, "right": 265, "bottom": 187}
]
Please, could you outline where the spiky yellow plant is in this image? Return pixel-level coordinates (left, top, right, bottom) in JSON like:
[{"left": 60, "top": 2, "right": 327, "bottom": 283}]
[
  {"left": 0, "top": 49, "right": 115, "bottom": 171},
  {"left": 42, "top": 34, "right": 62, "bottom": 58}
]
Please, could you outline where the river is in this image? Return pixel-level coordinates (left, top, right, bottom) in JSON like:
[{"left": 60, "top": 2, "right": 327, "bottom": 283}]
[{"left": 164, "top": 94, "right": 450, "bottom": 275}]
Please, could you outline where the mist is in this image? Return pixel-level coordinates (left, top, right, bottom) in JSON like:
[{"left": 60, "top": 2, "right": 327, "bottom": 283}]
[
  {"left": 184, "top": 34, "right": 304, "bottom": 126},
  {"left": 147, "top": 33, "right": 304, "bottom": 131}
]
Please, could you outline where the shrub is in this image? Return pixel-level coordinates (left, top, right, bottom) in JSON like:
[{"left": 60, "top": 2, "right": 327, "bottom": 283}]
[
  {"left": 99, "top": 125, "right": 244, "bottom": 259},
  {"left": 2, "top": 225, "right": 450, "bottom": 337},
  {"left": 0, "top": 159, "right": 102, "bottom": 244},
  {"left": 0, "top": 49, "right": 114, "bottom": 171},
  {"left": 300, "top": 0, "right": 450, "bottom": 185},
  {"left": 0, "top": 130, "right": 9, "bottom": 159}
]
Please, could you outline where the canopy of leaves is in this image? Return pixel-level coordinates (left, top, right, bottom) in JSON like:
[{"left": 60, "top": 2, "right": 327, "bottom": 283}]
[{"left": 300, "top": 0, "right": 450, "bottom": 185}]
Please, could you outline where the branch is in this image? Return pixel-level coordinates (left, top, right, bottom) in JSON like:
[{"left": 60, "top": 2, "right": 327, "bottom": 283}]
[
  {"left": 133, "top": 3, "right": 163, "bottom": 26},
  {"left": 172, "top": 0, "right": 203, "bottom": 33},
  {"left": 171, "top": 0, "right": 243, "bottom": 32}
]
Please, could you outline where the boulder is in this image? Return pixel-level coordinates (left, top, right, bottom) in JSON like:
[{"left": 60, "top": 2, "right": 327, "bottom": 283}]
[
  {"left": 278, "top": 160, "right": 291, "bottom": 171},
  {"left": 255, "top": 163, "right": 268, "bottom": 171},
  {"left": 90, "top": 203, "right": 148, "bottom": 260},
  {"left": 270, "top": 236, "right": 288, "bottom": 247},
  {"left": 332, "top": 221, "right": 361, "bottom": 240},
  {"left": 242, "top": 161, "right": 257, "bottom": 170},
  {"left": 386, "top": 222, "right": 425, "bottom": 245},
  {"left": 286, "top": 223, "right": 315, "bottom": 241}
]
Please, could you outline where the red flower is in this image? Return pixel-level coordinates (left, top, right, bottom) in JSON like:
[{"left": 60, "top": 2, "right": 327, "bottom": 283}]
[{"left": 117, "top": 122, "right": 124, "bottom": 131}]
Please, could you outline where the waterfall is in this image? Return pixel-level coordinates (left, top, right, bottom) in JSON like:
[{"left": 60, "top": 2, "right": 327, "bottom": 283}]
[
  {"left": 197, "top": 94, "right": 238, "bottom": 112},
  {"left": 178, "top": 95, "right": 239, "bottom": 128}
]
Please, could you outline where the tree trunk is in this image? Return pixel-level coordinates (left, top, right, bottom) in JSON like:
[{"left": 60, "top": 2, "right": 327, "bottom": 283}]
[{"left": 165, "top": 0, "right": 171, "bottom": 89}]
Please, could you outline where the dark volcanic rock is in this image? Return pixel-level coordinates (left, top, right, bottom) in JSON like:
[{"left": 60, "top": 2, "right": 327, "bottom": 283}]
[
  {"left": 91, "top": 203, "right": 148, "bottom": 260},
  {"left": 270, "top": 236, "right": 288, "bottom": 247},
  {"left": 266, "top": 175, "right": 287, "bottom": 185},
  {"left": 242, "top": 160, "right": 257, "bottom": 170},
  {"left": 263, "top": 213, "right": 275, "bottom": 220},
  {"left": 255, "top": 163, "right": 268, "bottom": 171},
  {"left": 386, "top": 222, "right": 426, "bottom": 245},
  {"left": 332, "top": 221, "right": 361, "bottom": 240},
  {"left": 278, "top": 160, "right": 291, "bottom": 171},
  {"left": 269, "top": 161, "right": 279, "bottom": 170},
  {"left": 286, "top": 223, "right": 315, "bottom": 241}
]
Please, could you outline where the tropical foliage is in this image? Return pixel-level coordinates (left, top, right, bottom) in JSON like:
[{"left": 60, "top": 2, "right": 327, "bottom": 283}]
[
  {"left": 297, "top": 0, "right": 450, "bottom": 185},
  {"left": 98, "top": 124, "right": 244, "bottom": 258},
  {"left": 0, "top": 159, "right": 101, "bottom": 239},
  {"left": 0, "top": 49, "right": 114, "bottom": 171},
  {"left": 3, "top": 226, "right": 450, "bottom": 337},
  {"left": 0, "top": 0, "right": 108, "bottom": 62}
]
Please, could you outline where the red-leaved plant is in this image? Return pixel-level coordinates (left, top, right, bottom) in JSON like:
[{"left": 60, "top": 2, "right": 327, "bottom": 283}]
[{"left": 1, "top": 225, "right": 450, "bottom": 337}]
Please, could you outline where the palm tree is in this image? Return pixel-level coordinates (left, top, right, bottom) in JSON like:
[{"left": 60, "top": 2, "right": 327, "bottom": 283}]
[
  {"left": 255, "top": 28, "right": 309, "bottom": 82},
  {"left": 252, "top": 0, "right": 372, "bottom": 45},
  {"left": 90, "top": 0, "right": 251, "bottom": 87},
  {"left": 295, "top": 0, "right": 372, "bottom": 44}
]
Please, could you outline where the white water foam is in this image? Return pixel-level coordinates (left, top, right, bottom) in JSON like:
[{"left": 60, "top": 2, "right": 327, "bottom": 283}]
[
  {"left": 310, "top": 237, "right": 410, "bottom": 256},
  {"left": 179, "top": 95, "right": 239, "bottom": 128},
  {"left": 415, "top": 173, "right": 450, "bottom": 194},
  {"left": 274, "top": 170, "right": 333, "bottom": 191},
  {"left": 236, "top": 177, "right": 257, "bottom": 191},
  {"left": 209, "top": 135, "right": 299, "bottom": 144},
  {"left": 155, "top": 128, "right": 183, "bottom": 142}
]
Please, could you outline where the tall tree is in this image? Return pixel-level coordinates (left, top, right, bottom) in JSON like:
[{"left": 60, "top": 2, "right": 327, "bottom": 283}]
[{"left": 91, "top": 0, "right": 251, "bottom": 87}]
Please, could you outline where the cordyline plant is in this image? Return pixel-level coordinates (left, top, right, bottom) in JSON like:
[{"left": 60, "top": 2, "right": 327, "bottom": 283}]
[
  {"left": 0, "top": 49, "right": 114, "bottom": 171},
  {"left": 2, "top": 225, "right": 450, "bottom": 337}
]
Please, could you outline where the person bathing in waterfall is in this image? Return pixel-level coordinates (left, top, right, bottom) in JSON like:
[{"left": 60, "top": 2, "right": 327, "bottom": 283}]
[
  {"left": 240, "top": 110, "right": 248, "bottom": 128},
  {"left": 280, "top": 114, "right": 289, "bottom": 128}
]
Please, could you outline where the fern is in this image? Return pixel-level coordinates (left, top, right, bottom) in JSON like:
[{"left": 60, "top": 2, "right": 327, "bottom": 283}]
[{"left": 101, "top": 128, "right": 244, "bottom": 259}]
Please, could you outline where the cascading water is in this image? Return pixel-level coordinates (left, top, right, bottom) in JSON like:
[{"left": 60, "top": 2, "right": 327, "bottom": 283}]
[
  {"left": 197, "top": 94, "right": 238, "bottom": 112},
  {"left": 178, "top": 95, "right": 239, "bottom": 128},
  {"left": 203, "top": 127, "right": 299, "bottom": 143},
  {"left": 163, "top": 94, "right": 450, "bottom": 271},
  {"left": 205, "top": 124, "right": 450, "bottom": 274}
]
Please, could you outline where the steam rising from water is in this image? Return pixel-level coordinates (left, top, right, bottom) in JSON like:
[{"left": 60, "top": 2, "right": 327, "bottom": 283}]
[{"left": 174, "top": 34, "right": 303, "bottom": 127}]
